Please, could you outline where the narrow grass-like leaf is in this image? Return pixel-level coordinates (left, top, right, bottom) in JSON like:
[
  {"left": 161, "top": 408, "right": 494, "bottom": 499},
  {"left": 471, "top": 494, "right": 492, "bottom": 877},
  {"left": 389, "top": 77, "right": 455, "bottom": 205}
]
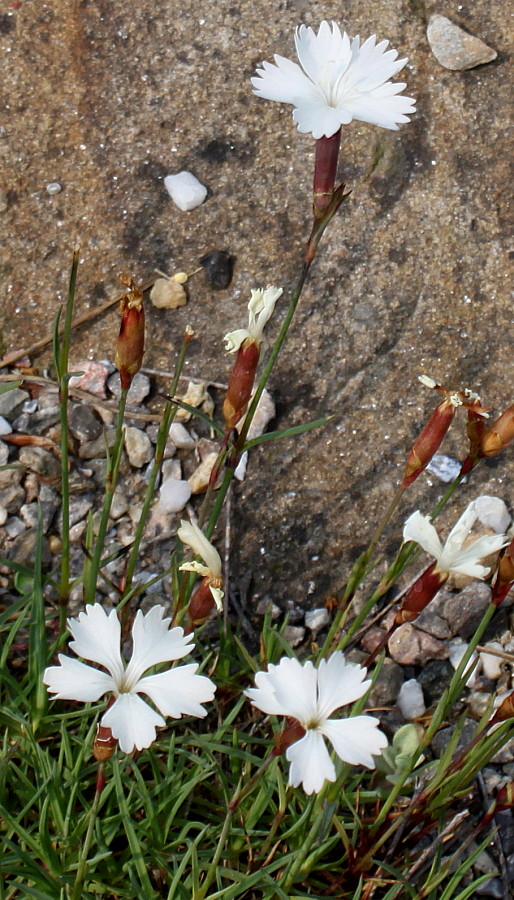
[{"left": 243, "top": 415, "right": 333, "bottom": 450}]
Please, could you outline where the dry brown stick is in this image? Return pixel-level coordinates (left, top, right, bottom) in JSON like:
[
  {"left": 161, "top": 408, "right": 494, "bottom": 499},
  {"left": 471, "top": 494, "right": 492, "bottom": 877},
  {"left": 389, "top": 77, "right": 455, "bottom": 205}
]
[{"left": 0, "top": 276, "right": 156, "bottom": 369}]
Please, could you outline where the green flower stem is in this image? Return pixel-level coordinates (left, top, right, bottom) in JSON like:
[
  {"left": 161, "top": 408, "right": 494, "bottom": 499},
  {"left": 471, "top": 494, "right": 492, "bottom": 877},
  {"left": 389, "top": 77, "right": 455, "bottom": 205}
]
[
  {"left": 84, "top": 389, "right": 128, "bottom": 604},
  {"left": 57, "top": 249, "right": 80, "bottom": 633},
  {"left": 279, "top": 784, "right": 329, "bottom": 892},
  {"left": 70, "top": 762, "right": 105, "bottom": 900},
  {"left": 195, "top": 755, "right": 276, "bottom": 900},
  {"left": 123, "top": 331, "right": 192, "bottom": 595}
]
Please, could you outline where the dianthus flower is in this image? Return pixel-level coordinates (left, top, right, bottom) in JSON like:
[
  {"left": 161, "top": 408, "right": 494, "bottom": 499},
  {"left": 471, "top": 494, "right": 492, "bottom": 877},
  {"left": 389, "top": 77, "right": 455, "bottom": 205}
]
[
  {"left": 43, "top": 604, "right": 216, "bottom": 753},
  {"left": 246, "top": 652, "right": 387, "bottom": 794},
  {"left": 252, "top": 21, "right": 415, "bottom": 139}
]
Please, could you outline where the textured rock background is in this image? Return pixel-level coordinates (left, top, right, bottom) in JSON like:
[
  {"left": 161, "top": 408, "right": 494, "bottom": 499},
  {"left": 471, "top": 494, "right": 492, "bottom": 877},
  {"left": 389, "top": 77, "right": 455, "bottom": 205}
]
[{"left": 1, "top": 0, "right": 512, "bottom": 606}]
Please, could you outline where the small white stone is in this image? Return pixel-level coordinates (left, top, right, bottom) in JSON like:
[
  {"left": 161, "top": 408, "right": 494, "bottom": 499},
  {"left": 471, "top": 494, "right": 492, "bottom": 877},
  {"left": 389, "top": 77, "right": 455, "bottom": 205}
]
[
  {"left": 188, "top": 453, "right": 218, "bottom": 493},
  {"left": 150, "top": 278, "right": 187, "bottom": 309},
  {"left": 255, "top": 598, "right": 281, "bottom": 619},
  {"left": 283, "top": 625, "right": 305, "bottom": 648},
  {"left": 46, "top": 182, "right": 62, "bottom": 195},
  {"left": 305, "top": 607, "right": 330, "bottom": 631},
  {"left": 448, "top": 640, "right": 480, "bottom": 686},
  {"left": 397, "top": 679, "right": 426, "bottom": 720},
  {"left": 164, "top": 171, "right": 208, "bottom": 211},
  {"left": 474, "top": 496, "right": 511, "bottom": 534},
  {"left": 157, "top": 477, "right": 192, "bottom": 513},
  {"left": 479, "top": 642, "right": 504, "bottom": 680},
  {"left": 167, "top": 423, "right": 196, "bottom": 450},
  {"left": 0, "top": 505, "right": 8, "bottom": 526},
  {"left": 236, "top": 388, "right": 275, "bottom": 440},
  {"left": 234, "top": 451, "right": 248, "bottom": 481},
  {"left": 0, "top": 416, "right": 13, "bottom": 435},
  {"left": 124, "top": 426, "right": 153, "bottom": 468}
]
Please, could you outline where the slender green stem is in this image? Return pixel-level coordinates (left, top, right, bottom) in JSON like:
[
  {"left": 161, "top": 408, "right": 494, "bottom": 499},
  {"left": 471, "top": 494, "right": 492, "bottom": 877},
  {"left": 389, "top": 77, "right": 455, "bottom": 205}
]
[
  {"left": 70, "top": 763, "right": 105, "bottom": 900},
  {"left": 57, "top": 249, "right": 80, "bottom": 632},
  {"left": 84, "top": 389, "right": 128, "bottom": 604},
  {"left": 279, "top": 785, "right": 328, "bottom": 892},
  {"left": 123, "top": 332, "right": 191, "bottom": 594}
]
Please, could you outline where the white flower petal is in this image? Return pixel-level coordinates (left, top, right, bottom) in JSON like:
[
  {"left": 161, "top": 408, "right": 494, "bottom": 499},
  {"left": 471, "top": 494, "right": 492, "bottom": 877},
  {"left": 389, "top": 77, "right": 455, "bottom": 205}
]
[
  {"left": 137, "top": 664, "right": 216, "bottom": 719},
  {"left": 286, "top": 730, "right": 336, "bottom": 794},
  {"left": 293, "top": 101, "right": 351, "bottom": 139},
  {"left": 403, "top": 511, "right": 443, "bottom": 561},
  {"left": 177, "top": 520, "right": 222, "bottom": 576},
  {"left": 68, "top": 604, "right": 125, "bottom": 683},
  {"left": 102, "top": 693, "right": 165, "bottom": 753},
  {"left": 316, "top": 652, "right": 370, "bottom": 719},
  {"left": 252, "top": 55, "right": 315, "bottom": 105},
  {"left": 209, "top": 586, "right": 224, "bottom": 612},
  {"left": 246, "top": 657, "right": 319, "bottom": 723},
  {"left": 123, "top": 607, "right": 194, "bottom": 687},
  {"left": 443, "top": 503, "right": 478, "bottom": 553},
  {"left": 321, "top": 716, "right": 388, "bottom": 767},
  {"left": 179, "top": 561, "right": 211, "bottom": 578},
  {"left": 44, "top": 655, "right": 115, "bottom": 701},
  {"left": 224, "top": 328, "right": 250, "bottom": 353}
]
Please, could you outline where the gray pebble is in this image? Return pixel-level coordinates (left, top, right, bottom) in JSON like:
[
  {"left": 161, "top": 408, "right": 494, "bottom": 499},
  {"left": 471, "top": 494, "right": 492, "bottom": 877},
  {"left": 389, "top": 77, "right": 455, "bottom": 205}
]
[
  {"left": 0, "top": 416, "right": 12, "bottom": 435},
  {"left": 305, "top": 607, "right": 330, "bottom": 631},
  {"left": 18, "top": 446, "right": 61, "bottom": 479},
  {"left": 108, "top": 371, "right": 151, "bottom": 404},
  {"left": 0, "top": 388, "right": 30, "bottom": 419},
  {"left": 68, "top": 403, "right": 103, "bottom": 443},
  {"left": 283, "top": 625, "right": 305, "bottom": 648},
  {"left": 46, "top": 182, "right": 62, "bottom": 195},
  {"left": 426, "top": 453, "right": 461, "bottom": 483},
  {"left": 124, "top": 426, "right": 153, "bottom": 468},
  {"left": 443, "top": 582, "right": 492, "bottom": 638},
  {"left": 427, "top": 15, "right": 497, "bottom": 71}
]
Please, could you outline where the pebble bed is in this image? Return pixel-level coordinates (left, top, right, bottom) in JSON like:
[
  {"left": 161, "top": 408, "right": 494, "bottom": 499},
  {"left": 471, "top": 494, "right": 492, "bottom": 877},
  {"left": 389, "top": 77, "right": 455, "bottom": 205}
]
[{"left": 1, "top": 362, "right": 514, "bottom": 894}]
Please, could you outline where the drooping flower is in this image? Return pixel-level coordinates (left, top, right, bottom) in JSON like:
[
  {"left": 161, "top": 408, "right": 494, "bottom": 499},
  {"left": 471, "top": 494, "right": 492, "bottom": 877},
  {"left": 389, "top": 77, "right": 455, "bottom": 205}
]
[
  {"left": 252, "top": 21, "right": 416, "bottom": 139},
  {"left": 178, "top": 519, "right": 224, "bottom": 614},
  {"left": 403, "top": 502, "right": 507, "bottom": 579},
  {"left": 43, "top": 604, "right": 216, "bottom": 753},
  {"left": 245, "top": 653, "right": 387, "bottom": 794},
  {"left": 224, "top": 286, "right": 283, "bottom": 354},
  {"left": 223, "top": 286, "right": 282, "bottom": 430}
]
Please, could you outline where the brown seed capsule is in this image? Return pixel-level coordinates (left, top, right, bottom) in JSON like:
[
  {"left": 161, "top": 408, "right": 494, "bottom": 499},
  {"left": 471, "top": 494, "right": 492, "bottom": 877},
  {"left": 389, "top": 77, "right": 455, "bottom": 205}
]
[
  {"left": 394, "top": 563, "right": 448, "bottom": 625},
  {"left": 188, "top": 577, "right": 222, "bottom": 627},
  {"left": 481, "top": 405, "right": 514, "bottom": 457},
  {"left": 114, "top": 277, "right": 145, "bottom": 391},
  {"left": 402, "top": 398, "right": 457, "bottom": 487},
  {"left": 223, "top": 339, "right": 260, "bottom": 430},
  {"left": 312, "top": 130, "right": 342, "bottom": 218},
  {"left": 93, "top": 724, "right": 117, "bottom": 761}
]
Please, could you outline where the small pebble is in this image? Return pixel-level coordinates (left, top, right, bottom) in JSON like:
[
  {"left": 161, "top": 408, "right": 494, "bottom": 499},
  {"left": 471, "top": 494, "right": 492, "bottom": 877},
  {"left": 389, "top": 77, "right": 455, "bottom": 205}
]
[
  {"left": 234, "top": 451, "right": 248, "bottom": 481},
  {"left": 474, "top": 495, "right": 511, "bottom": 534},
  {"left": 0, "top": 388, "right": 29, "bottom": 419},
  {"left": 283, "top": 625, "right": 305, "bottom": 648},
  {"left": 199, "top": 250, "right": 234, "bottom": 290},
  {"left": 164, "top": 171, "right": 207, "bottom": 211},
  {"left": 0, "top": 505, "right": 8, "bottom": 526},
  {"left": 68, "top": 403, "right": 103, "bottom": 443},
  {"left": 46, "top": 182, "right": 62, "bottom": 195},
  {"left": 236, "top": 388, "right": 275, "bottom": 440},
  {"left": 256, "top": 598, "right": 281, "bottom": 619},
  {"left": 150, "top": 278, "right": 187, "bottom": 309},
  {"left": 305, "top": 607, "right": 330, "bottom": 631},
  {"left": 157, "top": 477, "right": 192, "bottom": 513},
  {"left": 167, "top": 423, "right": 196, "bottom": 450},
  {"left": 448, "top": 640, "right": 479, "bottom": 686},
  {"left": 188, "top": 452, "right": 218, "bottom": 493},
  {"left": 397, "top": 679, "right": 426, "bottom": 720},
  {"left": 124, "top": 426, "right": 153, "bottom": 468},
  {"left": 0, "top": 416, "right": 12, "bottom": 435},
  {"left": 426, "top": 454, "right": 461, "bottom": 483},
  {"left": 108, "top": 371, "right": 151, "bottom": 404},
  {"left": 427, "top": 14, "right": 497, "bottom": 71},
  {"left": 69, "top": 361, "right": 110, "bottom": 398},
  {"left": 479, "top": 642, "right": 505, "bottom": 680}
]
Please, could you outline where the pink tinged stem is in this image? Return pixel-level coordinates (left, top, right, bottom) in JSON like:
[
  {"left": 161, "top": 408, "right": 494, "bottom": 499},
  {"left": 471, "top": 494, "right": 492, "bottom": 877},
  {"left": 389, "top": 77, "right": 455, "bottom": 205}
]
[{"left": 313, "top": 129, "right": 342, "bottom": 218}]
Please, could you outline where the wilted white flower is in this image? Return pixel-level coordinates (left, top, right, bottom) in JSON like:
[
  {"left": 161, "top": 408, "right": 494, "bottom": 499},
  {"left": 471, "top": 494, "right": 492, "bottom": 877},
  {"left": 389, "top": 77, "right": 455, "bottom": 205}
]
[
  {"left": 252, "top": 21, "right": 415, "bottom": 139},
  {"left": 246, "top": 652, "right": 387, "bottom": 794},
  {"left": 43, "top": 604, "right": 216, "bottom": 753},
  {"left": 177, "top": 519, "right": 224, "bottom": 611},
  {"left": 224, "top": 286, "right": 283, "bottom": 353},
  {"left": 403, "top": 502, "right": 508, "bottom": 578}
]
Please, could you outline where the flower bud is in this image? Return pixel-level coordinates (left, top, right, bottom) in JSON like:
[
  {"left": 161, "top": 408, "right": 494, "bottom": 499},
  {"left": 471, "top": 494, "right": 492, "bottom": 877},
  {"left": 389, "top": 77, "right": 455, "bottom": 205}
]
[
  {"left": 481, "top": 405, "right": 514, "bottom": 457},
  {"left": 460, "top": 402, "right": 487, "bottom": 476},
  {"left": 93, "top": 724, "right": 117, "bottom": 761},
  {"left": 402, "top": 398, "right": 457, "bottom": 487},
  {"left": 394, "top": 563, "right": 448, "bottom": 625},
  {"left": 492, "top": 537, "right": 514, "bottom": 606},
  {"left": 313, "top": 131, "right": 342, "bottom": 217},
  {"left": 114, "top": 277, "right": 145, "bottom": 391},
  {"left": 490, "top": 690, "right": 514, "bottom": 726},
  {"left": 223, "top": 339, "right": 260, "bottom": 430},
  {"left": 188, "top": 578, "right": 220, "bottom": 626},
  {"left": 273, "top": 717, "right": 307, "bottom": 756}
]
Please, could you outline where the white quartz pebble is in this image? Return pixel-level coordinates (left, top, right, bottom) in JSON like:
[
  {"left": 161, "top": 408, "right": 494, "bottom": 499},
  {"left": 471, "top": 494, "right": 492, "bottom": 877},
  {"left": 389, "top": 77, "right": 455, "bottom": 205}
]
[
  {"left": 157, "top": 477, "right": 192, "bottom": 513},
  {"left": 479, "top": 642, "right": 504, "bottom": 680},
  {"left": 474, "top": 495, "right": 511, "bottom": 534},
  {"left": 397, "top": 679, "right": 426, "bottom": 720},
  {"left": 164, "top": 171, "right": 207, "bottom": 211}
]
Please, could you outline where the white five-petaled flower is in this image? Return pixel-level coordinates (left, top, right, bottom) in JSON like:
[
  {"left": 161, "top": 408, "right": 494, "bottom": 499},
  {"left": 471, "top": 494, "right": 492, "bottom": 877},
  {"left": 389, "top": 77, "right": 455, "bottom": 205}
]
[
  {"left": 245, "top": 653, "right": 388, "bottom": 795},
  {"left": 177, "top": 519, "right": 224, "bottom": 611},
  {"left": 224, "top": 286, "right": 283, "bottom": 353},
  {"left": 252, "top": 21, "right": 416, "bottom": 139},
  {"left": 43, "top": 604, "right": 216, "bottom": 753},
  {"left": 403, "top": 501, "right": 508, "bottom": 578}
]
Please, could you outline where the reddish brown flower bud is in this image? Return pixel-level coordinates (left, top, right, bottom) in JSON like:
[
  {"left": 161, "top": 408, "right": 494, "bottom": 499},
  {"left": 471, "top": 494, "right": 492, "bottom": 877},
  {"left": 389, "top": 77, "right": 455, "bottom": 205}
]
[
  {"left": 490, "top": 690, "right": 514, "bottom": 726},
  {"left": 402, "top": 398, "right": 457, "bottom": 487},
  {"left": 481, "top": 405, "right": 514, "bottom": 458},
  {"left": 223, "top": 339, "right": 260, "bottom": 430},
  {"left": 114, "top": 276, "right": 145, "bottom": 391},
  {"left": 188, "top": 578, "right": 220, "bottom": 626},
  {"left": 313, "top": 131, "right": 342, "bottom": 218},
  {"left": 93, "top": 724, "right": 117, "bottom": 762},
  {"left": 273, "top": 717, "right": 307, "bottom": 756},
  {"left": 394, "top": 562, "right": 448, "bottom": 625}
]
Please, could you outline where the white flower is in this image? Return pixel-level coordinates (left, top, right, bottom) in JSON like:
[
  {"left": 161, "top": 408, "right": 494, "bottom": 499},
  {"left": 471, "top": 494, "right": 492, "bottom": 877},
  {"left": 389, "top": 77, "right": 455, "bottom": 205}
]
[
  {"left": 43, "top": 604, "right": 216, "bottom": 753},
  {"left": 224, "top": 286, "right": 283, "bottom": 353},
  {"left": 177, "top": 519, "right": 224, "bottom": 611},
  {"left": 252, "top": 21, "right": 416, "bottom": 139},
  {"left": 403, "top": 502, "right": 508, "bottom": 578},
  {"left": 245, "top": 653, "right": 387, "bottom": 794}
]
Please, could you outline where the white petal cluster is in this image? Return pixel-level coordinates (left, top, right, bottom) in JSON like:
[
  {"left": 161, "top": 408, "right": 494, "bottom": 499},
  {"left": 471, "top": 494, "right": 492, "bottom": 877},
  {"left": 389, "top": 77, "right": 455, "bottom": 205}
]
[
  {"left": 224, "top": 286, "right": 283, "bottom": 353},
  {"left": 252, "top": 21, "right": 416, "bottom": 139},
  {"left": 43, "top": 604, "right": 216, "bottom": 753},
  {"left": 177, "top": 519, "right": 224, "bottom": 610},
  {"left": 403, "top": 501, "right": 508, "bottom": 578},
  {"left": 246, "top": 652, "right": 387, "bottom": 794}
]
